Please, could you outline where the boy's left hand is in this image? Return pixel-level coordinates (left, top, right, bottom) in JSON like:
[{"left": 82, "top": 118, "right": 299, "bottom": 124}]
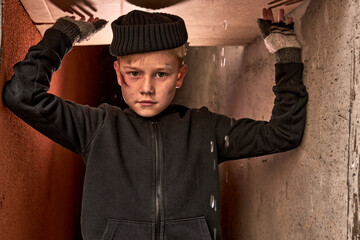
[
  {"left": 257, "top": 8, "right": 301, "bottom": 53},
  {"left": 52, "top": 16, "right": 108, "bottom": 44}
]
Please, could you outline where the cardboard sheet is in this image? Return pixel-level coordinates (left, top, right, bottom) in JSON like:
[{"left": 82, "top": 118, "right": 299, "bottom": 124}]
[{"left": 20, "top": 0, "right": 303, "bottom": 46}]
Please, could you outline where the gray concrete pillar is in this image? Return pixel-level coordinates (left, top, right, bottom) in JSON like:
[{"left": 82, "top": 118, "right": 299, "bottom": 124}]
[{"left": 175, "top": 0, "right": 360, "bottom": 239}]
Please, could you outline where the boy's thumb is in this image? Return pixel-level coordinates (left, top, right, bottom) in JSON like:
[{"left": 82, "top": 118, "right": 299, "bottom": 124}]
[{"left": 94, "top": 19, "right": 108, "bottom": 30}]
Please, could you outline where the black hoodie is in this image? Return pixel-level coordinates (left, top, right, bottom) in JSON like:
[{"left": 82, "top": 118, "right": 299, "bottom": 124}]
[{"left": 2, "top": 28, "right": 308, "bottom": 240}]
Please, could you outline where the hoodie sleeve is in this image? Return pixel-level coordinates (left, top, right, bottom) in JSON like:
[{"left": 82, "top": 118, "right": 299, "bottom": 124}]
[
  {"left": 214, "top": 62, "right": 308, "bottom": 163},
  {"left": 2, "top": 28, "right": 106, "bottom": 155}
]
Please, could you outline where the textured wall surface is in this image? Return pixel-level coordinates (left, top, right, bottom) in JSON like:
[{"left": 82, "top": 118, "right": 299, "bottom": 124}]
[
  {"left": 2, "top": 0, "right": 360, "bottom": 239},
  {"left": 0, "top": 1, "right": 120, "bottom": 239},
  {"left": 174, "top": 46, "right": 244, "bottom": 112},
  {"left": 176, "top": 0, "right": 360, "bottom": 239},
  {"left": 0, "top": 1, "right": 84, "bottom": 239}
]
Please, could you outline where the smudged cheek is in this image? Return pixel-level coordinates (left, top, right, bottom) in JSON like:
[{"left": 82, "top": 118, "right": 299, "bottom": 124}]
[
  {"left": 120, "top": 84, "right": 137, "bottom": 104},
  {"left": 120, "top": 76, "right": 129, "bottom": 87}
]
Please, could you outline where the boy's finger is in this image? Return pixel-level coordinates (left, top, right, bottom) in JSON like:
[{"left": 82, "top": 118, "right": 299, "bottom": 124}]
[
  {"left": 261, "top": 8, "right": 267, "bottom": 19},
  {"left": 278, "top": 9, "right": 285, "bottom": 22},
  {"left": 267, "top": 8, "right": 274, "bottom": 22},
  {"left": 287, "top": 17, "right": 293, "bottom": 24}
]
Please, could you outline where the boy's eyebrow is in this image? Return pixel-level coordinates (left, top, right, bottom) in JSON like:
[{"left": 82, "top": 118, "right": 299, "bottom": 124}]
[
  {"left": 164, "top": 64, "right": 174, "bottom": 70},
  {"left": 121, "top": 64, "right": 175, "bottom": 71},
  {"left": 122, "top": 66, "right": 140, "bottom": 70}
]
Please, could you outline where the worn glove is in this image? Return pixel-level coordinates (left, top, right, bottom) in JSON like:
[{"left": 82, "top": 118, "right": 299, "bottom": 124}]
[
  {"left": 258, "top": 19, "right": 302, "bottom": 63},
  {"left": 257, "top": 19, "right": 301, "bottom": 53},
  {"left": 52, "top": 16, "right": 108, "bottom": 44}
]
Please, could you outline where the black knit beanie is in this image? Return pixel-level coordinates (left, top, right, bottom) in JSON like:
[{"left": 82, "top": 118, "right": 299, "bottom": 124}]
[{"left": 109, "top": 10, "right": 188, "bottom": 56}]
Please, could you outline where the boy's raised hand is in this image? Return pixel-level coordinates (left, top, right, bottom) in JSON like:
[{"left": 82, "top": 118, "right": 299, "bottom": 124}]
[
  {"left": 52, "top": 16, "right": 108, "bottom": 44},
  {"left": 257, "top": 8, "right": 301, "bottom": 53}
]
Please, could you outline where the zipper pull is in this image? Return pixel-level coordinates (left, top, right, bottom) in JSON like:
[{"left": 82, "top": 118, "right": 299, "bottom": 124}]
[{"left": 151, "top": 118, "right": 158, "bottom": 125}]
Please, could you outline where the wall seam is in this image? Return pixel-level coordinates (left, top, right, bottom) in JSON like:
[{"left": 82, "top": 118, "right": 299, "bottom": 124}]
[{"left": 347, "top": 1, "right": 360, "bottom": 238}]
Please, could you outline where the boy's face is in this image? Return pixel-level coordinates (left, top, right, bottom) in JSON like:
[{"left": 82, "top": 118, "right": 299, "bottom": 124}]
[{"left": 114, "top": 51, "right": 187, "bottom": 118}]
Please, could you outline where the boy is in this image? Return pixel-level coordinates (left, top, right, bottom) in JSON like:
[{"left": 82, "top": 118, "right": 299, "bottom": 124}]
[{"left": 2, "top": 8, "right": 307, "bottom": 240}]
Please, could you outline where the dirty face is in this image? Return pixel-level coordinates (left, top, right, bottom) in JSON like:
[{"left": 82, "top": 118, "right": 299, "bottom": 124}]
[{"left": 114, "top": 51, "right": 187, "bottom": 118}]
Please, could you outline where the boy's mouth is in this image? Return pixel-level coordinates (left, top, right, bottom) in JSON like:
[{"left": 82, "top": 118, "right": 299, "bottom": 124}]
[{"left": 138, "top": 100, "right": 157, "bottom": 106}]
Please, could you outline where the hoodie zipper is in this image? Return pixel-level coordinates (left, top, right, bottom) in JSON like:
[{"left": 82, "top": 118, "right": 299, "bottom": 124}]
[{"left": 151, "top": 120, "right": 163, "bottom": 240}]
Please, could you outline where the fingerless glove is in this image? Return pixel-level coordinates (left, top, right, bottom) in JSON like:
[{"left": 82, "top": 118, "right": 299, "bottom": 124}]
[
  {"left": 52, "top": 16, "right": 108, "bottom": 44},
  {"left": 257, "top": 19, "right": 302, "bottom": 63}
]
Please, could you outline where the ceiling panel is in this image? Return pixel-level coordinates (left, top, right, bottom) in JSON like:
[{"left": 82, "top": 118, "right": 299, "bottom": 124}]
[{"left": 20, "top": 0, "right": 304, "bottom": 46}]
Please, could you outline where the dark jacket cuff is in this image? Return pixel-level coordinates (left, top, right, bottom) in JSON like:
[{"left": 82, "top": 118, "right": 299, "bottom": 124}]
[
  {"left": 275, "top": 48, "right": 302, "bottom": 63},
  {"left": 37, "top": 28, "right": 73, "bottom": 58}
]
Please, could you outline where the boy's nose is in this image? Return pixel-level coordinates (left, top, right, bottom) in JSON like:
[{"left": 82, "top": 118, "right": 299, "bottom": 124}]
[{"left": 139, "top": 77, "right": 155, "bottom": 95}]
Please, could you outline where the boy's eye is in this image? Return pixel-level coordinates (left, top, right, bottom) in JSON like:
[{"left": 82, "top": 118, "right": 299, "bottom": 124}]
[
  {"left": 155, "top": 72, "right": 166, "bottom": 78},
  {"left": 130, "top": 71, "right": 140, "bottom": 77}
]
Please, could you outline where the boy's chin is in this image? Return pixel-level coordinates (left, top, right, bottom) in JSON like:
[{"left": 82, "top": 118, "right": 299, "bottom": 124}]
[{"left": 132, "top": 107, "right": 163, "bottom": 118}]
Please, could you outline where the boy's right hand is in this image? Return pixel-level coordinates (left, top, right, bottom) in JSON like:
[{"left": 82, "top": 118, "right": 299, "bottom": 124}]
[
  {"left": 257, "top": 8, "right": 301, "bottom": 53},
  {"left": 52, "top": 16, "right": 108, "bottom": 44}
]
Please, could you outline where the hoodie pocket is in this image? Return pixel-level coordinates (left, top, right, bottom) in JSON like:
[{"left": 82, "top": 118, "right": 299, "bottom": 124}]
[
  {"left": 164, "top": 216, "right": 212, "bottom": 240},
  {"left": 100, "top": 219, "right": 152, "bottom": 240}
]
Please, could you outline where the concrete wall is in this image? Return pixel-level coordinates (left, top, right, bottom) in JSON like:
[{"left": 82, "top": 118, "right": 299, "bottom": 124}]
[{"left": 175, "top": 0, "right": 360, "bottom": 239}]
